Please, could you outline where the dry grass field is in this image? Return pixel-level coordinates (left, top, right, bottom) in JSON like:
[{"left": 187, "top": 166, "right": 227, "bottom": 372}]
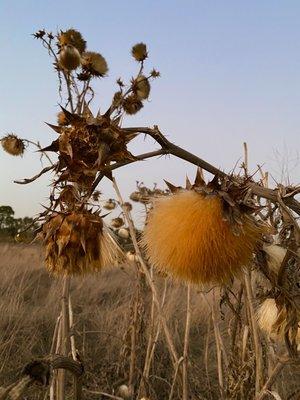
[{"left": 0, "top": 242, "right": 221, "bottom": 399}]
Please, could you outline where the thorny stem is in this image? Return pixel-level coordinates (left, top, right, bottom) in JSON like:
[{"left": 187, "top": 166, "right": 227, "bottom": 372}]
[{"left": 93, "top": 125, "right": 300, "bottom": 215}]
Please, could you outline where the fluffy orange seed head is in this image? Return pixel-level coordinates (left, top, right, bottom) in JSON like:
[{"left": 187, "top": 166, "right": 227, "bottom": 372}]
[{"left": 142, "top": 190, "right": 264, "bottom": 285}]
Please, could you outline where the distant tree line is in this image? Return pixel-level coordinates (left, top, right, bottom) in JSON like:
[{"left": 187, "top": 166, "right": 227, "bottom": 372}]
[{"left": 0, "top": 206, "right": 39, "bottom": 241}]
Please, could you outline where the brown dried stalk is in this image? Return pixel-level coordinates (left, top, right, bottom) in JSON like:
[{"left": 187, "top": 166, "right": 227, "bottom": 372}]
[
  {"left": 244, "top": 271, "right": 263, "bottom": 395},
  {"left": 112, "top": 178, "right": 179, "bottom": 366},
  {"left": 57, "top": 277, "right": 71, "bottom": 400},
  {"left": 182, "top": 284, "right": 191, "bottom": 400}
]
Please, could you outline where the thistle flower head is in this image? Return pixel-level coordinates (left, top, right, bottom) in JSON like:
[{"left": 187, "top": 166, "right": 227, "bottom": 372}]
[
  {"left": 1, "top": 134, "right": 25, "bottom": 156},
  {"left": 40, "top": 210, "right": 124, "bottom": 276},
  {"left": 123, "top": 95, "right": 143, "bottom": 115},
  {"left": 58, "top": 29, "right": 86, "bottom": 54},
  {"left": 133, "top": 75, "right": 151, "bottom": 100},
  {"left": 131, "top": 43, "right": 148, "bottom": 62},
  {"left": 142, "top": 174, "right": 267, "bottom": 285},
  {"left": 59, "top": 44, "right": 81, "bottom": 71},
  {"left": 81, "top": 51, "right": 108, "bottom": 77}
]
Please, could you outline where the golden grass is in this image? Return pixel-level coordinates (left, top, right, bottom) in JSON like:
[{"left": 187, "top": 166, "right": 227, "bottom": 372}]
[{"left": 143, "top": 190, "right": 264, "bottom": 285}]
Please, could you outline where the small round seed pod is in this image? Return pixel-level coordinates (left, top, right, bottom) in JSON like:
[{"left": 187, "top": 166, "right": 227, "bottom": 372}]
[
  {"left": 263, "top": 244, "right": 287, "bottom": 274},
  {"left": 103, "top": 199, "right": 116, "bottom": 210},
  {"left": 58, "top": 29, "right": 86, "bottom": 54},
  {"left": 257, "top": 298, "right": 300, "bottom": 344},
  {"left": 123, "top": 202, "right": 133, "bottom": 212},
  {"left": 131, "top": 42, "right": 148, "bottom": 61},
  {"left": 111, "top": 217, "right": 124, "bottom": 229},
  {"left": 81, "top": 51, "right": 108, "bottom": 77},
  {"left": 59, "top": 45, "right": 81, "bottom": 71},
  {"left": 130, "top": 192, "right": 141, "bottom": 202},
  {"left": 117, "top": 385, "right": 132, "bottom": 399},
  {"left": 1, "top": 134, "right": 25, "bottom": 156},
  {"left": 126, "top": 250, "right": 138, "bottom": 263},
  {"left": 57, "top": 111, "right": 69, "bottom": 126},
  {"left": 133, "top": 75, "right": 151, "bottom": 100},
  {"left": 118, "top": 227, "right": 130, "bottom": 239},
  {"left": 123, "top": 95, "right": 143, "bottom": 115}
]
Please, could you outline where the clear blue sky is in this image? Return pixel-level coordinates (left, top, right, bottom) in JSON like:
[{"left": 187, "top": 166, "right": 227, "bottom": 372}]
[{"left": 0, "top": 0, "right": 299, "bottom": 219}]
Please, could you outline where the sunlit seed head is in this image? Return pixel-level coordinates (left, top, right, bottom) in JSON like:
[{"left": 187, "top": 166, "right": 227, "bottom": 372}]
[
  {"left": 123, "top": 95, "right": 143, "bottom": 115},
  {"left": 58, "top": 29, "right": 86, "bottom": 54},
  {"left": 81, "top": 51, "right": 108, "bottom": 77},
  {"left": 59, "top": 45, "right": 81, "bottom": 71},
  {"left": 1, "top": 134, "right": 25, "bottom": 156},
  {"left": 131, "top": 42, "right": 148, "bottom": 62},
  {"left": 133, "top": 75, "right": 151, "bottom": 100}
]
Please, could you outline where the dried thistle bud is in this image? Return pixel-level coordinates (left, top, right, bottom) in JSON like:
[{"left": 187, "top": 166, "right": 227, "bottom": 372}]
[
  {"left": 33, "top": 29, "right": 46, "bottom": 39},
  {"left": 92, "top": 190, "right": 101, "bottom": 202},
  {"left": 126, "top": 250, "right": 138, "bottom": 262},
  {"left": 59, "top": 45, "right": 81, "bottom": 71},
  {"left": 131, "top": 42, "right": 148, "bottom": 62},
  {"left": 118, "top": 227, "right": 130, "bottom": 239},
  {"left": 58, "top": 29, "right": 86, "bottom": 54},
  {"left": 150, "top": 68, "right": 160, "bottom": 78},
  {"left": 1, "top": 134, "right": 25, "bottom": 156},
  {"left": 123, "top": 202, "right": 132, "bottom": 212},
  {"left": 117, "top": 78, "right": 124, "bottom": 87},
  {"left": 77, "top": 71, "right": 91, "bottom": 81},
  {"left": 40, "top": 210, "right": 124, "bottom": 276},
  {"left": 117, "top": 385, "right": 133, "bottom": 399},
  {"left": 112, "top": 91, "right": 123, "bottom": 107},
  {"left": 123, "top": 95, "right": 143, "bottom": 115},
  {"left": 103, "top": 199, "right": 116, "bottom": 210},
  {"left": 111, "top": 217, "right": 124, "bottom": 228},
  {"left": 130, "top": 191, "right": 141, "bottom": 202},
  {"left": 57, "top": 111, "right": 69, "bottom": 126},
  {"left": 81, "top": 51, "right": 108, "bottom": 77},
  {"left": 133, "top": 75, "right": 151, "bottom": 100}
]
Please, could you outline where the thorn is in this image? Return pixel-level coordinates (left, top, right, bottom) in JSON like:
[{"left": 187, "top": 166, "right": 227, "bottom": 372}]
[
  {"left": 45, "top": 122, "right": 63, "bottom": 134},
  {"left": 194, "top": 167, "right": 205, "bottom": 187},
  {"left": 164, "top": 180, "right": 180, "bottom": 193},
  {"left": 186, "top": 175, "right": 192, "bottom": 189},
  {"left": 59, "top": 106, "right": 83, "bottom": 125}
]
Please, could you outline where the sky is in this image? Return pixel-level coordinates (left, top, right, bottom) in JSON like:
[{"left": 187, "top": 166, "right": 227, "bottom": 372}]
[{"left": 0, "top": 0, "right": 299, "bottom": 221}]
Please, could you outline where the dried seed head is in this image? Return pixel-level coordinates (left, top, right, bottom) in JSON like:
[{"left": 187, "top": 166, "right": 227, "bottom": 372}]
[
  {"left": 118, "top": 227, "right": 129, "bottom": 239},
  {"left": 126, "top": 250, "right": 138, "bottom": 263},
  {"left": 57, "top": 111, "right": 69, "bottom": 126},
  {"left": 257, "top": 298, "right": 300, "bottom": 344},
  {"left": 133, "top": 75, "right": 151, "bottom": 100},
  {"left": 40, "top": 211, "right": 124, "bottom": 276},
  {"left": 81, "top": 51, "right": 108, "bottom": 77},
  {"left": 92, "top": 190, "right": 101, "bottom": 202},
  {"left": 130, "top": 191, "right": 141, "bottom": 202},
  {"left": 142, "top": 190, "right": 266, "bottom": 285},
  {"left": 131, "top": 42, "right": 148, "bottom": 62},
  {"left": 1, "top": 134, "right": 25, "bottom": 156},
  {"left": 123, "top": 202, "right": 133, "bottom": 212},
  {"left": 150, "top": 68, "right": 160, "bottom": 78},
  {"left": 58, "top": 29, "right": 86, "bottom": 54},
  {"left": 117, "top": 385, "right": 132, "bottom": 399},
  {"left": 112, "top": 91, "right": 123, "bottom": 107},
  {"left": 111, "top": 217, "right": 124, "bottom": 229},
  {"left": 59, "top": 45, "right": 81, "bottom": 71},
  {"left": 123, "top": 95, "right": 143, "bottom": 115},
  {"left": 103, "top": 199, "right": 116, "bottom": 210}
]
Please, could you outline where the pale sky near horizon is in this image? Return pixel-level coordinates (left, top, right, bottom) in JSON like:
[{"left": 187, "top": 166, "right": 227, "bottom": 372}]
[{"left": 0, "top": 0, "right": 299, "bottom": 220}]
